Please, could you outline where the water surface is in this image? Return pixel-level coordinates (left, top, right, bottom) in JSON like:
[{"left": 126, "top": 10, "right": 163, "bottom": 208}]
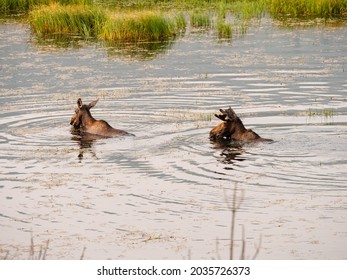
[{"left": 0, "top": 19, "right": 346, "bottom": 259}]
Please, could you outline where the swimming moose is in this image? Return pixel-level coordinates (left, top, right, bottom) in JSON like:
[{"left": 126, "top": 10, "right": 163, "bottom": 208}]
[
  {"left": 70, "top": 98, "right": 132, "bottom": 137},
  {"left": 210, "top": 107, "right": 272, "bottom": 142}
]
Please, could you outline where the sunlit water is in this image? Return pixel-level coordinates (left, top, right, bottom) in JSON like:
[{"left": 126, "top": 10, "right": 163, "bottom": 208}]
[{"left": 1, "top": 19, "right": 346, "bottom": 259}]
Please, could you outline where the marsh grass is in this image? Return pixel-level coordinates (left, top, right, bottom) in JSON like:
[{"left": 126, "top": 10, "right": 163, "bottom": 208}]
[
  {"left": 29, "top": 4, "right": 106, "bottom": 37},
  {"left": 190, "top": 10, "right": 211, "bottom": 28},
  {"left": 30, "top": 4, "right": 186, "bottom": 41},
  {"left": 100, "top": 10, "right": 185, "bottom": 42},
  {"left": 217, "top": 19, "right": 232, "bottom": 39},
  {"left": 267, "top": 0, "right": 347, "bottom": 19},
  {"left": 0, "top": 0, "right": 92, "bottom": 14}
]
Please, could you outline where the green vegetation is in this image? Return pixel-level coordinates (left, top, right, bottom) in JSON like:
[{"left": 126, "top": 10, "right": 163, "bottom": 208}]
[
  {"left": 100, "top": 10, "right": 185, "bottom": 41},
  {"left": 2, "top": 0, "right": 347, "bottom": 43},
  {"left": 217, "top": 19, "right": 232, "bottom": 39},
  {"left": 0, "top": 0, "right": 92, "bottom": 14},
  {"left": 29, "top": 4, "right": 185, "bottom": 41},
  {"left": 267, "top": 0, "right": 347, "bottom": 19},
  {"left": 190, "top": 10, "right": 211, "bottom": 28},
  {"left": 29, "top": 4, "right": 105, "bottom": 37},
  {"left": 308, "top": 108, "right": 335, "bottom": 117}
]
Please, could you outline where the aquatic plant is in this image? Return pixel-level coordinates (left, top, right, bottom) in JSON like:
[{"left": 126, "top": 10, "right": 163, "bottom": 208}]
[
  {"left": 217, "top": 19, "right": 232, "bottom": 39},
  {"left": 190, "top": 10, "right": 211, "bottom": 28},
  {"left": 99, "top": 10, "right": 185, "bottom": 42},
  {"left": 308, "top": 108, "right": 335, "bottom": 117},
  {"left": 0, "top": 0, "right": 92, "bottom": 14},
  {"left": 267, "top": 0, "right": 347, "bottom": 18},
  {"left": 30, "top": 4, "right": 186, "bottom": 42},
  {"left": 29, "top": 4, "right": 106, "bottom": 37}
]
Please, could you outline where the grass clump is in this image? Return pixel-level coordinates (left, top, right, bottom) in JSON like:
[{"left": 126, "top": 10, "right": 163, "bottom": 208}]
[
  {"left": 190, "top": 10, "right": 211, "bottom": 28},
  {"left": 267, "top": 0, "right": 347, "bottom": 19},
  {"left": 217, "top": 19, "right": 232, "bottom": 39},
  {"left": 0, "top": 0, "right": 92, "bottom": 14},
  {"left": 190, "top": 11, "right": 212, "bottom": 28},
  {"left": 29, "top": 3, "right": 106, "bottom": 37},
  {"left": 30, "top": 4, "right": 186, "bottom": 42},
  {"left": 100, "top": 10, "right": 184, "bottom": 42}
]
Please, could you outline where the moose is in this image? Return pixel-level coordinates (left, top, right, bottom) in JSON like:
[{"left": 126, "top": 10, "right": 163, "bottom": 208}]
[
  {"left": 70, "top": 98, "right": 133, "bottom": 137},
  {"left": 210, "top": 107, "right": 272, "bottom": 142}
]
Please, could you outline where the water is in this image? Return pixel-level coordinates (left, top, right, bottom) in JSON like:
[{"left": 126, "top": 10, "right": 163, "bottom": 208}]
[{"left": 1, "top": 19, "right": 346, "bottom": 259}]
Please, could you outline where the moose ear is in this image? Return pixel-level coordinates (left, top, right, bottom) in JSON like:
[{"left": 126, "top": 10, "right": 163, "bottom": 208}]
[
  {"left": 228, "top": 107, "right": 237, "bottom": 119},
  {"left": 88, "top": 99, "right": 99, "bottom": 109},
  {"left": 77, "top": 98, "right": 83, "bottom": 108}
]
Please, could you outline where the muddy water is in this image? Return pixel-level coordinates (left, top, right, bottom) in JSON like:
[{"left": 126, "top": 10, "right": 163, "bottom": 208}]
[{"left": 1, "top": 19, "right": 346, "bottom": 259}]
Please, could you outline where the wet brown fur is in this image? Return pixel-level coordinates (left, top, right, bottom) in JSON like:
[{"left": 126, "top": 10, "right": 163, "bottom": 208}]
[
  {"left": 70, "top": 98, "right": 131, "bottom": 137},
  {"left": 210, "top": 107, "right": 272, "bottom": 142}
]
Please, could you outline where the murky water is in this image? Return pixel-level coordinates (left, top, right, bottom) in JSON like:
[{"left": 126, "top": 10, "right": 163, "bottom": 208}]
[{"left": 1, "top": 19, "right": 346, "bottom": 260}]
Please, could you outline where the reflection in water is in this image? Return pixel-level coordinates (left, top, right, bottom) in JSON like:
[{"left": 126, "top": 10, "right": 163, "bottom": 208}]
[
  {"left": 30, "top": 33, "right": 176, "bottom": 60},
  {"left": 70, "top": 128, "right": 103, "bottom": 161},
  {"left": 212, "top": 139, "right": 246, "bottom": 166},
  {"left": 103, "top": 39, "right": 176, "bottom": 60},
  {"left": 30, "top": 34, "right": 95, "bottom": 50}
]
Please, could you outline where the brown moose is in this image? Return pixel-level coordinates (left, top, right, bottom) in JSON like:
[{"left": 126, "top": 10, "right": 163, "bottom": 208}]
[
  {"left": 210, "top": 107, "right": 272, "bottom": 142},
  {"left": 70, "top": 98, "right": 132, "bottom": 137}
]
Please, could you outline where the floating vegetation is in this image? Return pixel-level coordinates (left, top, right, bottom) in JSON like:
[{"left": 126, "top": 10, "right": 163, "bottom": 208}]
[{"left": 308, "top": 108, "right": 335, "bottom": 117}]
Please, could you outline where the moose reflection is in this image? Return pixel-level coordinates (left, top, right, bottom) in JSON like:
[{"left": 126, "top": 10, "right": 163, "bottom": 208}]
[
  {"left": 70, "top": 98, "right": 133, "bottom": 137},
  {"left": 210, "top": 107, "right": 272, "bottom": 165}
]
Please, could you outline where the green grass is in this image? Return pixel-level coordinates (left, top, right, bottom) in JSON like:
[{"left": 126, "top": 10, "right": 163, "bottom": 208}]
[
  {"left": 267, "top": 0, "right": 347, "bottom": 19},
  {"left": 217, "top": 19, "right": 232, "bottom": 39},
  {"left": 100, "top": 10, "right": 185, "bottom": 42},
  {"left": 0, "top": 0, "right": 92, "bottom": 14},
  {"left": 2, "top": 0, "right": 347, "bottom": 19},
  {"left": 29, "top": 4, "right": 186, "bottom": 41},
  {"left": 190, "top": 10, "right": 211, "bottom": 28},
  {"left": 308, "top": 108, "right": 335, "bottom": 117},
  {"left": 4, "top": 0, "right": 347, "bottom": 45},
  {"left": 29, "top": 4, "right": 106, "bottom": 37}
]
